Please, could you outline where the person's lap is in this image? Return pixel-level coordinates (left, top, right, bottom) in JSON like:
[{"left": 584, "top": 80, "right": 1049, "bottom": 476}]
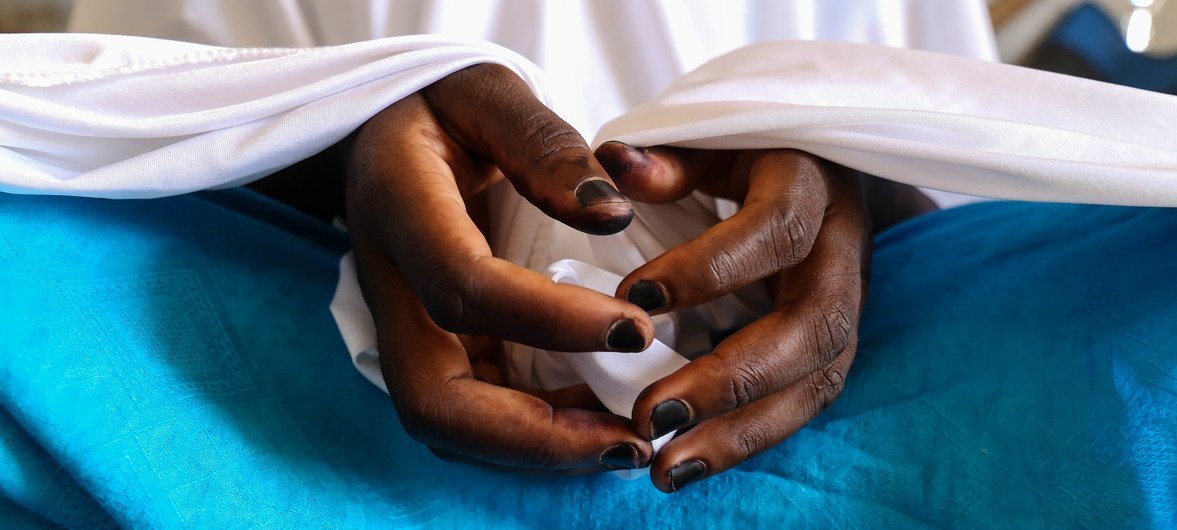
[{"left": 0, "top": 190, "right": 1172, "bottom": 528}]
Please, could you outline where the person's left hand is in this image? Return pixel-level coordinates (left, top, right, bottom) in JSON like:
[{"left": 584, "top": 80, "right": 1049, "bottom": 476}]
[{"left": 595, "top": 142, "right": 871, "bottom": 492}]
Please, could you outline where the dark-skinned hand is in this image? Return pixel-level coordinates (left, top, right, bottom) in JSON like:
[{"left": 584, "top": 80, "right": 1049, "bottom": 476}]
[
  {"left": 344, "top": 64, "right": 659, "bottom": 473},
  {"left": 595, "top": 142, "right": 880, "bottom": 492},
  {"left": 257, "top": 63, "right": 935, "bottom": 486}
]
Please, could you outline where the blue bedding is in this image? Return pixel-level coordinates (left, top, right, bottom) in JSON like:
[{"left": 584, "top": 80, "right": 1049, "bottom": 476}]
[{"left": 1, "top": 189, "right": 1174, "bottom": 528}]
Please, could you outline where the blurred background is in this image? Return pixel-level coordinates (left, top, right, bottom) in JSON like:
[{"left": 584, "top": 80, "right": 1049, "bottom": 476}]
[
  {"left": 3, "top": 0, "right": 1176, "bottom": 92},
  {"left": 0, "top": 0, "right": 71, "bottom": 33}
]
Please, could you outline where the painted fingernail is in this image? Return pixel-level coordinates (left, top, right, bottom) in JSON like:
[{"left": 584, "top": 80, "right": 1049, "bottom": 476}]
[
  {"left": 599, "top": 444, "right": 640, "bottom": 469},
  {"left": 606, "top": 318, "right": 646, "bottom": 352},
  {"left": 626, "top": 280, "right": 667, "bottom": 312},
  {"left": 650, "top": 399, "right": 691, "bottom": 439},
  {"left": 596, "top": 141, "right": 650, "bottom": 176},
  {"left": 575, "top": 179, "right": 625, "bottom": 207},
  {"left": 668, "top": 460, "right": 707, "bottom": 492}
]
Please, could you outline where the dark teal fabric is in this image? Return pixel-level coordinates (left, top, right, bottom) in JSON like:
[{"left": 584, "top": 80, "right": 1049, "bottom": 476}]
[
  {"left": 1048, "top": 3, "right": 1177, "bottom": 94},
  {"left": 1, "top": 190, "right": 1174, "bottom": 527}
]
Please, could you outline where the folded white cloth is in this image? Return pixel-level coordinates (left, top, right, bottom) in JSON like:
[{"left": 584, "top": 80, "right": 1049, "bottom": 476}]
[
  {"left": 596, "top": 40, "right": 1177, "bottom": 206},
  {"left": 0, "top": 33, "right": 545, "bottom": 197}
]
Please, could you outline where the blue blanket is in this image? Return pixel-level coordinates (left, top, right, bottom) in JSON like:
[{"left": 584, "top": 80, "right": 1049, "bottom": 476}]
[{"left": 1, "top": 190, "right": 1174, "bottom": 528}]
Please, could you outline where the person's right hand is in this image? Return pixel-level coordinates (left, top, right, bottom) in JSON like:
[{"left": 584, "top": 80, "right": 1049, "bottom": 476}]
[{"left": 345, "top": 64, "right": 656, "bottom": 472}]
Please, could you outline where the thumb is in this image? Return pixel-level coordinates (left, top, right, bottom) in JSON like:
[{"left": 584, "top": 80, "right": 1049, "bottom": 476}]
[{"left": 423, "top": 64, "right": 632, "bottom": 235}]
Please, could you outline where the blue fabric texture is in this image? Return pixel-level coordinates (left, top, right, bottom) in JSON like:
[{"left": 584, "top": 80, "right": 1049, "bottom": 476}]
[{"left": 0, "top": 190, "right": 1174, "bottom": 528}]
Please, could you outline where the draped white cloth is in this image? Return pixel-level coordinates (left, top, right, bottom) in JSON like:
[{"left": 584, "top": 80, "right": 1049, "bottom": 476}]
[
  {"left": 0, "top": 33, "right": 547, "bottom": 197},
  {"left": 66, "top": 0, "right": 999, "bottom": 145},
  {"left": 596, "top": 40, "right": 1177, "bottom": 206},
  {"left": 6, "top": 0, "right": 1177, "bottom": 442}
]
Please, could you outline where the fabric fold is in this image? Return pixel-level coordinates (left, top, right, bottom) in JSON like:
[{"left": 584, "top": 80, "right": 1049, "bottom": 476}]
[
  {"left": 595, "top": 40, "right": 1177, "bottom": 206},
  {"left": 0, "top": 33, "right": 546, "bottom": 197}
]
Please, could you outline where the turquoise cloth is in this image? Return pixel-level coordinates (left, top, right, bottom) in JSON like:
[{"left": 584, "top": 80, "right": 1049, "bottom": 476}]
[{"left": 1, "top": 190, "right": 1174, "bottom": 528}]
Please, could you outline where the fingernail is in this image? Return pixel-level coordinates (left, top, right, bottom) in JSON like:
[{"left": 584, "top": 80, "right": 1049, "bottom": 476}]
[
  {"left": 626, "top": 280, "right": 667, "bottom": 312},
  {"left": 606, "top": 318, "right": 646, "bottom": 352},
  {"left": 596, "top": 141, "right": 650, "bottom": 177},
  {"left": 650, "top": 399, "right": 691, "bottom": 439},
  {"left": 575, "top": 179, "right": 625, "bottom": 207},
  {"left": 599, "top": 444, "right": 640, "bottom": 469},
  {"left": 667, "top": 460, "right": 707, "bottom": 492}
]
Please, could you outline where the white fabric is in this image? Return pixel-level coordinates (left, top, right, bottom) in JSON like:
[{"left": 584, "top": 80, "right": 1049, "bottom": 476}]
[
  {"left": 9, "top": 1, "right": 1177, "bottom": 445},
  {"left": 67, "top": 0, "right": 999, "bottom": 139},
  {"left": 0, "top": 33, "right": 545, "bottom": 197},
  {"left": 539, "top": 260, "right": 683, "bottom": 453},
  {"left": 596, "top": 40, "right": 1177, "bottom": 206}
]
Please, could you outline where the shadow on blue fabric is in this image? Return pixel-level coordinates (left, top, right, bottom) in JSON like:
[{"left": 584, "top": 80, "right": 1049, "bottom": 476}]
[{"left": 0, "top": 189, "right": 1174, "bottom": 528}]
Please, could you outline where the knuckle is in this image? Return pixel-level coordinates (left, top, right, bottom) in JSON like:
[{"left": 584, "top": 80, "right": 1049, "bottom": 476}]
[
  {"left": 516, "top": 404, "right": 567, "bottom": 469},
  {"left": 809, "top": 365, "right": 847, "bottom": 414},
  {"left": 812, "top": 300, "right": 854, "bottom": 362},
  {"left": 524, "top": 117, "right": 583, "bottom": 161},
  {"left": 705, "top": 246, "right": 742, "bottom": 295},
  {"left": 766, "top": 204, "right": 812, "bottom": 267},
  {"left": 395, "top": 376, "right": 463, "bottom": 447},
  {"left": 447, "top": 64, "right": 593, "bottom": 177},
  {"left": 712, "top": 344, "right": 773, "bottom": 411},
  {"left": 728, "top": 362, "right": 772, "bottom": 410},
  {"left": 732, "top": 416, "right": 775, "bottom": 459},
  {"left": 521, "top": 116, "right": 585, "bottom": 168}
]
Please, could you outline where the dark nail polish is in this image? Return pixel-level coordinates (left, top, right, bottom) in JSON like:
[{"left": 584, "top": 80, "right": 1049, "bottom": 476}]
[
  {"left": 606, "top": 318, "right": 646, "bottom": 352},
  {"left": 575, "top": 179, "right": 625, "bottom": 207},
  {"left": 650, "top": 399, "right": 691, "bottom": 439},
  {"left": 596, "top": 141, "right": 649, "bottom": 176},
  {"left": 599, "top": 444, "right": 640, "bottom": 469},
  {"left": 626, "top": 280, "right": 667, "bottom": 312},
  {"left": 667, "top": 460, "right": 707, "bottom": 492},
  {"left": 584, "top": 209, "right": 634, "bottom": 237}
]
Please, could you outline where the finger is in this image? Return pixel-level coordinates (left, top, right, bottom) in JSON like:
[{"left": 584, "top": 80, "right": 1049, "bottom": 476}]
[
  {"left": 519, "top": 384, "right": 608, "bottom": 411},
  {"left": 393, "top": 350, "right": 652, "bottom": 471},
  {"left": 359, "top": 250, "right": 652, "bottom": 471},
  {"left": 649, "top": 349, "right": 855, "bottom": 493},
  {"left": 428, "top": 447, "right": 604, "bottom": 476},
  {"left": 349, "top": 94, "right": 653, "bottom": 352},
  {"left": 616, "top": 149, "right": 831, "bottom": 314},
  {"left": 630, "top": 171, "right": 868, "bottom": 439},
  {"left": 428, "top": 387, "right": 611, "bottom": 473},
  {"left": 594, "top": 142, "right": 737, "bottom": 204},
  {"left": 423, "top": 64, "right": 632, "bottom": 235}
]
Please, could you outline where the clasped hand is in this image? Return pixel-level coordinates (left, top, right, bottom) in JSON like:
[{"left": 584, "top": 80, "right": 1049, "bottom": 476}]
[{"left": 345, "top": 64, "right": 870, "bottom": 492}]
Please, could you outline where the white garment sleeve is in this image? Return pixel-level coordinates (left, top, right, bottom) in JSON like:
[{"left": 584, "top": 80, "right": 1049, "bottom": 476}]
[
  {"left": 595, "top": 40, "right": 1177, "bottom": 207},
  {"left": 0, "top": 33, "right": 546, "bottom": 197}
]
